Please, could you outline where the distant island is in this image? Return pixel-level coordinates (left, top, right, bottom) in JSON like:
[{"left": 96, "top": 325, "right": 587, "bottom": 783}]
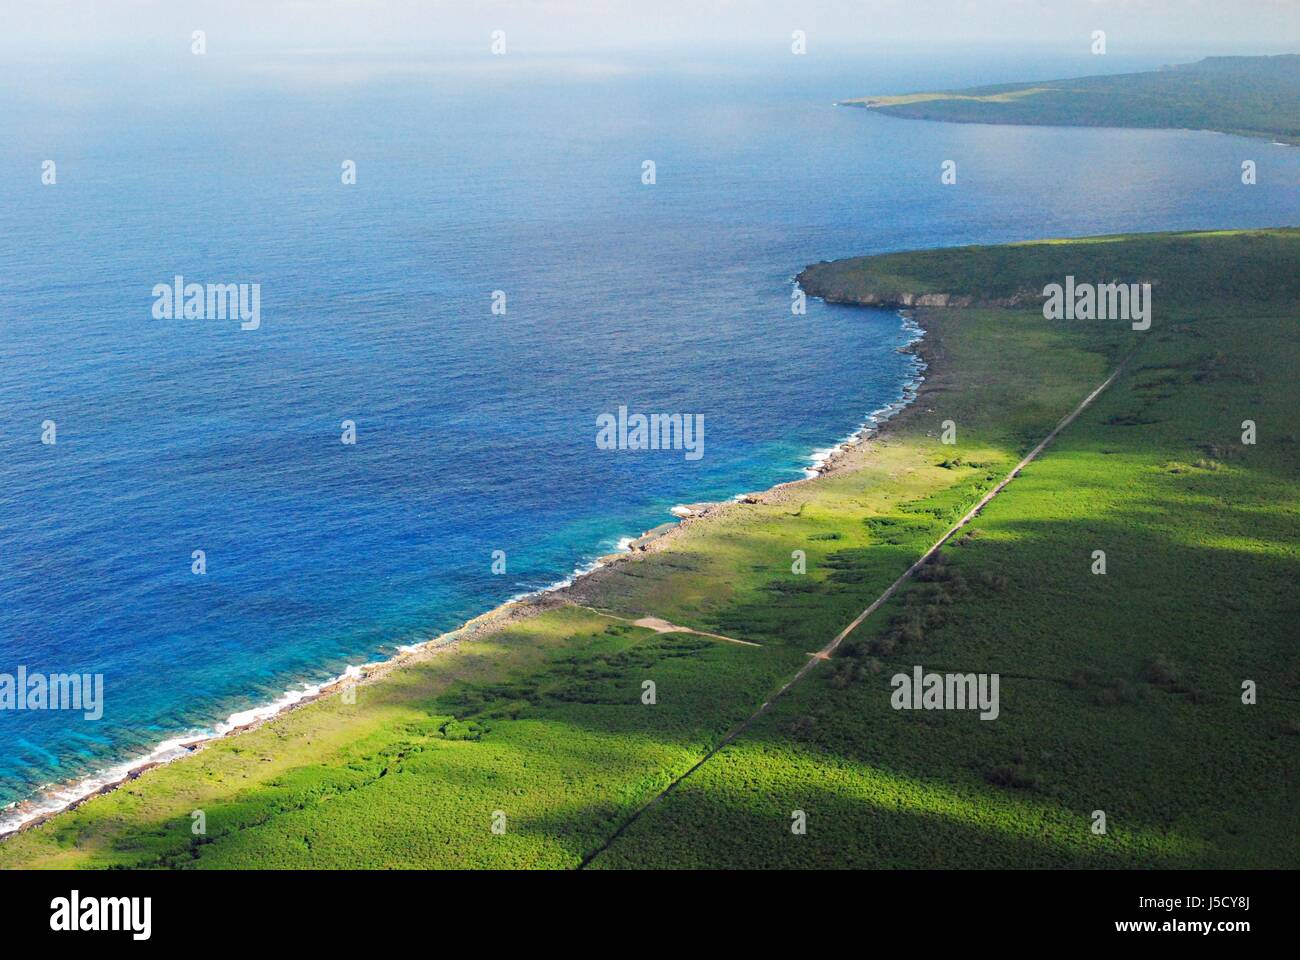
[
  {"left": 841, "top": 54, "right": 1300, "bottom": 143},
  {"left": 3, "top": 228, "right": 1296, "bottom": 868},
  {"left": 2, "top": 44, "right": 1295, "bottom": 872}
]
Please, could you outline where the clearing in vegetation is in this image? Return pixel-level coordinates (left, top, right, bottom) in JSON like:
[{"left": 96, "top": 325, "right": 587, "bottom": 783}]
[{"left": 2, "top": 229, "right": 1295, "bottom": 869}]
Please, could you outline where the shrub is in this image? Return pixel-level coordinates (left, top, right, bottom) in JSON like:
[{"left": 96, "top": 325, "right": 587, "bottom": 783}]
[
  {"left": 1140, "top": 655, "right": 1178, "bottom": 687},
  {"left": 985, "top": 764, "right": 1039, "bottom": 790}
]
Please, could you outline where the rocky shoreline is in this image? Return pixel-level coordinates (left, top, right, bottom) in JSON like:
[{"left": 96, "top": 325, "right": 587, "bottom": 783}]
[
  {"left": 560, "top": 306, "right": 940, "bottom": 602},
  {"left": 795, "top": 262, "right": 1039, "bottom": 311},
  {"left": 1, "top": 300, "right": 943, "bottom": 844}
]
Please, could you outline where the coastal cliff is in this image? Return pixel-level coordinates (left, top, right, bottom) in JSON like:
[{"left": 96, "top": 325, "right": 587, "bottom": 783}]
[{"left": 3, "top": 230, "right": 1297, "bottom": 870}]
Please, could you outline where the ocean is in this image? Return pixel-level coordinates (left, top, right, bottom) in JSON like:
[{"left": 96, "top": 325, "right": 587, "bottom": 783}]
[{"left": 1, "top": 48, "right": 1296, "bottom": 823}]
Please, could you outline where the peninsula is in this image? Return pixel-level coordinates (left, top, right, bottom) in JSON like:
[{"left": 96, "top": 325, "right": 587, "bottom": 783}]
[{"left": 841, "top": 54, "right": 1300, "bottom": 143}]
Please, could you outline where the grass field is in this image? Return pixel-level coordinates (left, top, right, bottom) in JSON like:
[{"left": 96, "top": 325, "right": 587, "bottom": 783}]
[
  {"left": 2, "top": 229, "right": 1296, "bottom": 869},
  {"left": 841, "top": 55, "right": 1300, "bottom": 144},
  {"left": 590, "top": 229, "right": 1300, "bottom": 868}
]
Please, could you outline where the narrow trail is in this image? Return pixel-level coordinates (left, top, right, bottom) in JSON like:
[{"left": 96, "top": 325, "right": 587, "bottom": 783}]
[
  {"left": 577, "top": 348, "right": 1139, "bottom": 868},
  {"left": 571, "top": 604, "right": 761, "bottom": 647}
]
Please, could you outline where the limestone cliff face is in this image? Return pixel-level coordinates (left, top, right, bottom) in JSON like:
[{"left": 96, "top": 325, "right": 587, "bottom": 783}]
[{"left": 795, "top": 264, "right": 1035, "bottom": 310}]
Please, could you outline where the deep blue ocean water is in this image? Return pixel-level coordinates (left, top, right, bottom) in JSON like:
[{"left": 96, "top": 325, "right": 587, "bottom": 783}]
[{"left": 1, "top": 49, "right": 1297, "bottom": 815}]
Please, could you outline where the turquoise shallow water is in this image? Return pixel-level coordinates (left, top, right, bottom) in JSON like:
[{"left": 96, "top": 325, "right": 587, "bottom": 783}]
[{"left": 0, "top": 49, "right": 1296, "bottom": 814}]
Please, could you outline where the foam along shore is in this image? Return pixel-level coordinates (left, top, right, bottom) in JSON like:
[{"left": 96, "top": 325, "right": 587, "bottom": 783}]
[
  {"left": 801, "top": 313, "right": 925, "bottom": 478},
  {"left": 0, "top": 589, "right": 566, "bottom": 839},
  {"left": 0, "top": 308, "right": 927, "bottom": 843},
  {"left": 0, "top": 664, "right": 372, "bottom": 838},
  {"left": 0, "top": 530, "right": 653, "bottom": 839},
  {"left": 5, "top": 229, "right": 1295, "bottom": 870}
]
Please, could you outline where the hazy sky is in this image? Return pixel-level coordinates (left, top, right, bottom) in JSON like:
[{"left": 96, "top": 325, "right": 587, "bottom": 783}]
[{"left": 2, "top": 0, "right": 1297, "bottom": 58}]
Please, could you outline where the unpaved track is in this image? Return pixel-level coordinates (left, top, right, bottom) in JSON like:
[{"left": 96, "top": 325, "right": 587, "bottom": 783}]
[
  {"left": 631, "top": 617, "right": 760, "bottom": 647},
  {"left": 571, "top": 604, "right": 761, "bottom": 647},
  {"left": 577, "top": 349, "right": 1138, "bottom": 868}
]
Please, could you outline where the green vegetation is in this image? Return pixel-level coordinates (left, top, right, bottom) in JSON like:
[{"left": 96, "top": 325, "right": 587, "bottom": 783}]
[
  {"left": 797, "top": 229, "right": 1300, "bottom": 309},
  {"left": 591, "top": 229, "right": 1300, "bottom": 868},
  {"left": 841, "top": 55, "right": 1300, "bottom": 144},
  {"left": 0, "top": 607, "right": 809, "bottom": 868},
  {"left": 2, "top": 229, "right": 1296, "bottom": 869}
]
